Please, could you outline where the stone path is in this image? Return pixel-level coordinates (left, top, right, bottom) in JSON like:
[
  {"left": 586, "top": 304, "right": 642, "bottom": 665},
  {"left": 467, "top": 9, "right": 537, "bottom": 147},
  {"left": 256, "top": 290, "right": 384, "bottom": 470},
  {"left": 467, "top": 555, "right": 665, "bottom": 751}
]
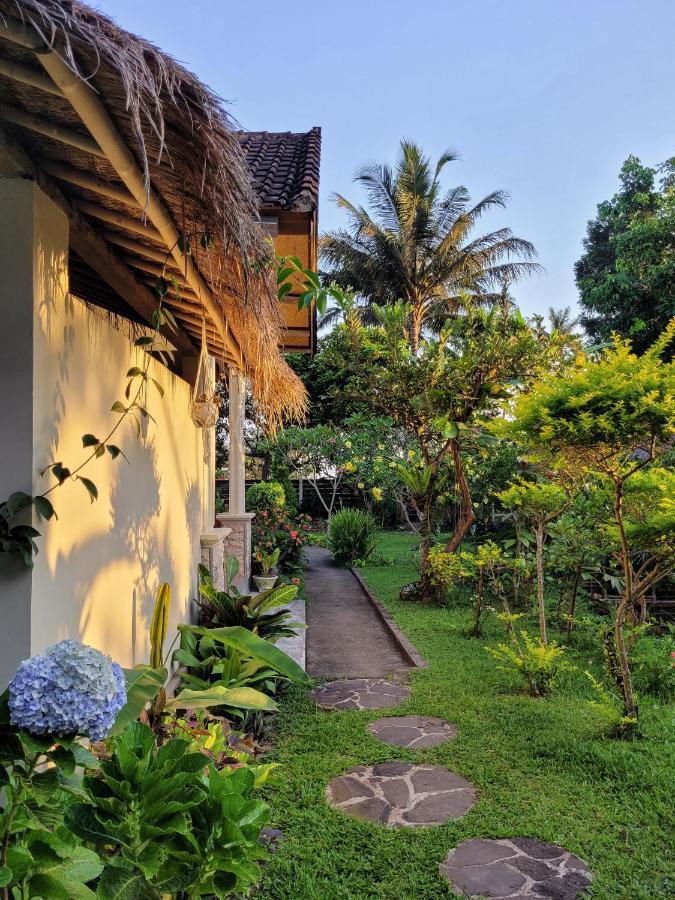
[
  {"left": 306, "top": 553, "right": 594, "bottom": 894},
  {"left": 439, "top": 838, "right": 593, "bottom": 898},
  {"left": 311, "top": 678, "right": 410, "bottom": 710},
  {"left": 305, "top": 547, "right": 410, "bottom": 677},
  {"left": 368, "top": 715, "right": 457, "bottom": 748},
  {"left": 326, "top": 762, "right": 477, "bottom": 827}
]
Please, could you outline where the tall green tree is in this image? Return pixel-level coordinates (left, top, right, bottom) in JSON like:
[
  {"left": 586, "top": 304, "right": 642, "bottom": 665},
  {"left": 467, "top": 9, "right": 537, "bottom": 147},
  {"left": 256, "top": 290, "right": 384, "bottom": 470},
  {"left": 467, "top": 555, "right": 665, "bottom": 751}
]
[
  {"left": 575, "top": 155, "right": 675, "bottom": 354},
  {"left": 321, "top": 141, "right": 541, "bottom": 351}
]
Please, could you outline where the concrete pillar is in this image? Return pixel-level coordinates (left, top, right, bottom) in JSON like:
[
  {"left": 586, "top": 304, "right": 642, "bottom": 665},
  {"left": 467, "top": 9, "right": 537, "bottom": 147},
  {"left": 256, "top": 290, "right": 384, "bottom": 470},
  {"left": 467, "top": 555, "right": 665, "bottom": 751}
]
[
  {"left": 228, "top": 367, "right": 246, "bottom": 515},
  {"left": 215, "top": 367, "right": 253, "bottom": 591},
  {"left": 0, "top": 180, "right": 69, "bottom": 686}
]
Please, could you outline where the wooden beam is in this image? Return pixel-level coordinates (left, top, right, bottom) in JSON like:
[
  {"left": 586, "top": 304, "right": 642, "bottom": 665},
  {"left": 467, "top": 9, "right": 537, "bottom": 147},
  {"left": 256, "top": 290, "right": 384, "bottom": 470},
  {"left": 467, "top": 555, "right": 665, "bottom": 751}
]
[
  {"left": 0, "top": 125, "right": 197, "bottom": 360},
  {"left": 101, "top": 231, "right": 175, "bottom": 266},
  {"left": 0, "top": 57, "right": 62, "bottom": 96},
  {"left": 77, "top": 200, "right": 163, "bottom": 241},
  {"left": 39, "top": 158, "right": 137, "bottom": 206},
  {"left": 0, "top": 102, "right": 105, "bottom": 157}
]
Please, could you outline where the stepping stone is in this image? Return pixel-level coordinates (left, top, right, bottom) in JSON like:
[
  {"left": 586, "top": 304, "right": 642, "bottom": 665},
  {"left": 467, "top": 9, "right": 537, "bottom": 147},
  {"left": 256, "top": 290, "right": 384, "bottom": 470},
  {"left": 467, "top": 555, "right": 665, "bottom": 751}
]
[
  {"left": 439, "top": 837, "right": 593, "bottom": 898},
  {"left": 368, "top": 715, "right": 457, "bottom": 748},
  {"left": 326, "top": 762, "right": 476, "bottom": 827},
  {"left": 311, "top": 678, "right": 410, "bottom": 710}
]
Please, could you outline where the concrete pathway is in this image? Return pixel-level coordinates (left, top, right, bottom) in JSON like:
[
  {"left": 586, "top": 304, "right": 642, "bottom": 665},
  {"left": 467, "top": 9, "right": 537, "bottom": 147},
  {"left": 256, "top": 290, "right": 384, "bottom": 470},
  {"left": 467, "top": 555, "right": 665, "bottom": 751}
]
[{"left": 304, "top": 547, "right": 410, "bottom": 678}]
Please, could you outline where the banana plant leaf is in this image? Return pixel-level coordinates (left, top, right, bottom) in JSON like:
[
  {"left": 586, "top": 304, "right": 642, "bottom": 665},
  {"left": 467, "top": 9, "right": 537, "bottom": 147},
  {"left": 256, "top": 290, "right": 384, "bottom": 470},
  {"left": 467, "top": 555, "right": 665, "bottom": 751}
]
[
  {"left": 178, "top": 625, "right": 309, "bottom": 684},
  {"left": 164, "top": 685, "right": 277, "bottom": 712},
  {"left": 111, "top": 665, "right": 167, "bottom": 735}
]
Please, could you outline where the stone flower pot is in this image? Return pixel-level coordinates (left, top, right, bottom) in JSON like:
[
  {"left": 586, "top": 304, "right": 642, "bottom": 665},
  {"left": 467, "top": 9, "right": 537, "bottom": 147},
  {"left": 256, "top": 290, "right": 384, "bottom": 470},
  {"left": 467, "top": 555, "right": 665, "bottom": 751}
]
[{"left": 253, "top": 574, "right": 278, "bottom": 591}]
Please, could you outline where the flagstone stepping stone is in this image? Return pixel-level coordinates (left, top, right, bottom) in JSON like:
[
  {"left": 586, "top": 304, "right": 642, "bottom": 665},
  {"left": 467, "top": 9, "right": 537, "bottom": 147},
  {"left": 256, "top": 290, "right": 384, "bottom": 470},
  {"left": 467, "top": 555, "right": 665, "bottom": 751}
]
[
  {"left": 368, "top": 715, "right": 457, "bottom": 748},
  {"left": 326, "top": 762, "right": 476, "bottom": 827},
  {"left": 439, "top": 837, "right": 593, "bottom": 898},
  {"left": 311, "top": 678, "right": 410, "bottom": 710}
]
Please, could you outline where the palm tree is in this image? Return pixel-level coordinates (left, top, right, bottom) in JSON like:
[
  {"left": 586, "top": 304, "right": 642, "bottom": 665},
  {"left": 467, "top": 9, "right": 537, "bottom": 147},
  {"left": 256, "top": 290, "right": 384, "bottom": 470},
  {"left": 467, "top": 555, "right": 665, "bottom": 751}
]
[
  {"left": 321, "top": 141, "right": 542, "bottom": 351},
  {"left": 547, "top": 306, "right": 579, "bottom": 336}
]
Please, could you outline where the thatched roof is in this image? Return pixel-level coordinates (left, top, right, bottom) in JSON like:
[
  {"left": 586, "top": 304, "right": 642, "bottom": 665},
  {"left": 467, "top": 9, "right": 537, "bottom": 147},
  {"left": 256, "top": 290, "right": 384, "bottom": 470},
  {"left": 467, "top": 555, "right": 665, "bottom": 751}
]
[{"left": 0, "top": 0, "right": 307, "bottom": 426}]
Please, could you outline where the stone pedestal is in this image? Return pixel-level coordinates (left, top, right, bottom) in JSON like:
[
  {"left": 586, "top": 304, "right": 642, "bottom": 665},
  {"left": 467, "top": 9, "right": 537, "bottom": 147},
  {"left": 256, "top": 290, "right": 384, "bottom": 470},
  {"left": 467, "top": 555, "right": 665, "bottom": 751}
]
[
  {"left": 200, "top": 528, "right": 231, "bottom": 591},
  {"left": 215, "top": 512, "right": 255, "bottom": 592}
]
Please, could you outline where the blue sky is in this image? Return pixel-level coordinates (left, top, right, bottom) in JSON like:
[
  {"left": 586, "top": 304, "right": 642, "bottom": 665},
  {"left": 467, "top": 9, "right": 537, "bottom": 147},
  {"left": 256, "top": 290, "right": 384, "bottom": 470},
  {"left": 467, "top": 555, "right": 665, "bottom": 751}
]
[{"left": 95, "top": 0, "right": 675, "bottom": 317}]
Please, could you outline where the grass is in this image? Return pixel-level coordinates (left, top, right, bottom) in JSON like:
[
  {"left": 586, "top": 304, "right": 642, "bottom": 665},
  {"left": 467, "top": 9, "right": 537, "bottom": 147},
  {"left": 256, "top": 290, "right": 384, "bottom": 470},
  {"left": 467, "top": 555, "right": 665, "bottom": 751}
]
[{"left": 257, "top": 532, "right": 675, "bottom": 899}]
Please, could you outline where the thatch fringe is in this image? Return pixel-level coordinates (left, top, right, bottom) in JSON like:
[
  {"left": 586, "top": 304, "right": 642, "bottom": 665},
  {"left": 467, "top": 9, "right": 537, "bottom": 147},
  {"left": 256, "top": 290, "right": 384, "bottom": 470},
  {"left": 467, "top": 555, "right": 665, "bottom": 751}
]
[{"left": 0, "top": 0, "right": 306, "bottom": 428}]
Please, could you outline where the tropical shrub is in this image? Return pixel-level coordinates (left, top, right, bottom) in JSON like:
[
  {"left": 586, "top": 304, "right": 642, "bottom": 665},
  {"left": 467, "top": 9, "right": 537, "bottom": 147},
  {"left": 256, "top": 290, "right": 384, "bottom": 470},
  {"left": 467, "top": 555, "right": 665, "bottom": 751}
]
[
  {"left": 631, "top": 628, "right": 675, "bottom": 699},
  {"left": 327, "top": 508, "right": 377, "bottom": 564},
  {"left": 246, "top": 481, "right": 286, "bottom": 513},
  {"left": 66, "top": 721, "right": 269, "bottom": 898},
  {"left": 195, "top": 563, "right": 301, "bottom": 642},
  {"left": 487, "top": 615, "right": 573, "bottom": 696},
  {"left": 252, "top": 505, "right": 312, "bottom": 574}
]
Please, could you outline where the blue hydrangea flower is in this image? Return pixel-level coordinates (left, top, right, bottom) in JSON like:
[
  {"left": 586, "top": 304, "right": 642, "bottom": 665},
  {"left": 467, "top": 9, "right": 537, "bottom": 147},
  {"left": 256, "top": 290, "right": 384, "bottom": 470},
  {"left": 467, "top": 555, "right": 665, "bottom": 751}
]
[{"left": 9, "top": 639, "right": 126, "bottom": 741}]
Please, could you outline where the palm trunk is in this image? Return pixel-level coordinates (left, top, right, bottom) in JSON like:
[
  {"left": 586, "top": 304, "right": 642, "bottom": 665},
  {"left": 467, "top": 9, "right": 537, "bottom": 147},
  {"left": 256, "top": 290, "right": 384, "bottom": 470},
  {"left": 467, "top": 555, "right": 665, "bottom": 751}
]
[
  {"left": 612, "top": 479, "right": 638, "bottom": 721},
  {"left": 418, "top": 491, "right": 435, "bottom": 601},
  {"left": 410, "top": 310, "right": 422, "bottom": 354},
  {"left": 445, "top": 439, "right": 476, "bottom": 553},
  {"left": 471, "top": 566, "right": 485, "bottom": 637},
  {"left": 535, "top": 522, "right": 547, "bottom": 645}
]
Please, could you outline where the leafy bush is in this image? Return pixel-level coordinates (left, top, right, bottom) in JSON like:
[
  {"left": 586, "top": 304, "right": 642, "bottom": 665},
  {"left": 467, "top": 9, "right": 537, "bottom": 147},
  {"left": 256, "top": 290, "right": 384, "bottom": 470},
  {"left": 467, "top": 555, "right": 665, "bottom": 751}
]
[
  {"left": 327, "top": 508, "right": 377, "bottom": 564},
  {"left": 252, "top": 505, "right": 312, "bottom": 574},
  {"left": 66, "top": 721, "right": 269, "bottom": 898},
  {"left": 195, "top": 563, "right": 301, "bottom": 642},
  {"left": 246, "top": 481, "right": 286, "bottom": 512},
  {"left": 631, "top": 629, "right": 675, "bottom": 699},
  {"left": 487, "top": 617, "right": 573, "bottom": 696}
]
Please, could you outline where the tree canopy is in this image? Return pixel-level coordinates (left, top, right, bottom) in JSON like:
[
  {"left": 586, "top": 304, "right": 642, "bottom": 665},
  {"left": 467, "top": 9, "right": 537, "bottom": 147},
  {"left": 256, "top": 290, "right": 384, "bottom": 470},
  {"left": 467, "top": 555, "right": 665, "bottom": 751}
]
[{"left": 575, "top": 155, "right": 675, "bottom": 354}]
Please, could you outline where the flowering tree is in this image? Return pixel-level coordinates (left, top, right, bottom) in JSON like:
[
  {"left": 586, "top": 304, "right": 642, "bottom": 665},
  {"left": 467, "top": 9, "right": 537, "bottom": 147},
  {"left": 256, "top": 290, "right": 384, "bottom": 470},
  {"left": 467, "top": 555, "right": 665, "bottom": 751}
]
[
  {"left": 504, "top": 321, "right": 675, "bottom": 721},
  {"left": 342, "top": 301, "right": 550, "bottom": 598}
]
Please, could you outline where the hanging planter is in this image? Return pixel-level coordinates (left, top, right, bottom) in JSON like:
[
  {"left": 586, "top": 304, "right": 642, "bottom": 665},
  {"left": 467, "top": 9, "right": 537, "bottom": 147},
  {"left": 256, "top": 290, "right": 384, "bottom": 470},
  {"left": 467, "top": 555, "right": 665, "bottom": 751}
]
[{"left": 190, "top": 318, "right": 220, "bottom": 428}]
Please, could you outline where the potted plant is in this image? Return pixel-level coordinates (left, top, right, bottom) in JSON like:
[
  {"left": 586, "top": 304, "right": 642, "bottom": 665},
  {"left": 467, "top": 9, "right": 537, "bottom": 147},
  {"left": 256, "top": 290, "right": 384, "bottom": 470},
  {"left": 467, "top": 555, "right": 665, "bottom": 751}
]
[{"left": 253, "top": 546, "right": 280, "bottom": 590}]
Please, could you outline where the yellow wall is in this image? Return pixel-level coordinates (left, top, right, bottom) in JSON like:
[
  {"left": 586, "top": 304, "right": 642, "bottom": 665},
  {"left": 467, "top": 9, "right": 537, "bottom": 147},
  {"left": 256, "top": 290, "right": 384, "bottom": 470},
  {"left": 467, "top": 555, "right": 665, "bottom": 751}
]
[{"left": 30, "top": 265, "right": 208, "bottom": 667}]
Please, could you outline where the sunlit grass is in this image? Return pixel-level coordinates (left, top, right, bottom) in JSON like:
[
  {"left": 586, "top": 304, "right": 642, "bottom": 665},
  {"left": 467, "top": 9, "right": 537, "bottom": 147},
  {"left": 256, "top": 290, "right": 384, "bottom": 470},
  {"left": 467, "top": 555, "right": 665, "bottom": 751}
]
[{"left": 258, "top": 532, "right": 675, "bottom": 899}]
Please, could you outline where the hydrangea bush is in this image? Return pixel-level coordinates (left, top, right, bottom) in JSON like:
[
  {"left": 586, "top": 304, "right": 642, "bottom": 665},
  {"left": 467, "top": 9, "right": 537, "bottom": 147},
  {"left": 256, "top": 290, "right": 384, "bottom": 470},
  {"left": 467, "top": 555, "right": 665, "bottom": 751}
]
[{"left": 9, "top": 639, "right": 126, "bottom": 741}]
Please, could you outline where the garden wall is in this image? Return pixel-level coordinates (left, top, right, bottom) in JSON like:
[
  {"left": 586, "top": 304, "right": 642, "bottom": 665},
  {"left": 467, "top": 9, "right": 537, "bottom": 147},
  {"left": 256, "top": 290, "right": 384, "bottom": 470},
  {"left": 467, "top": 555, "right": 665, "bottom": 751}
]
[{"left": 0, "top": 180, "right": 211, "bottom": 684}]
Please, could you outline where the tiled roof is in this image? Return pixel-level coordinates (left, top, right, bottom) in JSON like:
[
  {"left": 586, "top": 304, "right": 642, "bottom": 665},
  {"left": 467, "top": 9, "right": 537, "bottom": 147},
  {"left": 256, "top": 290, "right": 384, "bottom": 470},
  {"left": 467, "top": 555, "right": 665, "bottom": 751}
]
[{"left": 238, "top": 127, "right": 321, "bottom": 212}]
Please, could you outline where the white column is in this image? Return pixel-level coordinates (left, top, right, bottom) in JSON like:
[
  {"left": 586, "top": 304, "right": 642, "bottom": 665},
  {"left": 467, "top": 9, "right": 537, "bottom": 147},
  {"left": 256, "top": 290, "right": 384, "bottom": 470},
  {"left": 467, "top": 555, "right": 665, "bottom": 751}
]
[
  {"left": 0, "top": 180, "right": 69, "bottom": 686},
  {"left": 228, "top": 367, "right": 246, "bottom": 514}
]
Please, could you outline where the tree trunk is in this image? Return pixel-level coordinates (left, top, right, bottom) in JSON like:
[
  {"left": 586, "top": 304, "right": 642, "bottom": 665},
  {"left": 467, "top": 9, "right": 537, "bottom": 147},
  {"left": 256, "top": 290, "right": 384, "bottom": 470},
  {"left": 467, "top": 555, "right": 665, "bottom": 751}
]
[
  {"left": 445, "top": 439, "right": 476, "bottom": 553},
  {"left": 418, "top": 491, "right": 435, "bottom": 601},
  {"left": 410, "top": 308, "right": 422, "bottom": 354},
  {"left": 535, "top": 522, "right": 547, "bottom": 645},
  {"left": 565, "top": 563, "right": 582, "bottom": 640},
  {"left": 471, "top": 566, "right": 485, "bottom": 637},
  {"left": 612, "top": 479, "right": 638, "bottom": 720}
]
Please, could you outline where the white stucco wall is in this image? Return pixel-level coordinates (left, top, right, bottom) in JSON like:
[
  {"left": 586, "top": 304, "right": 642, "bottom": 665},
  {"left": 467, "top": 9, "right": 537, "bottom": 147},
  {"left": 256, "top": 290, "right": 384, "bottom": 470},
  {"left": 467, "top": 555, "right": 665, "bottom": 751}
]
[{"left": 30, "top": 246, "right": 209, "bottom": 668}]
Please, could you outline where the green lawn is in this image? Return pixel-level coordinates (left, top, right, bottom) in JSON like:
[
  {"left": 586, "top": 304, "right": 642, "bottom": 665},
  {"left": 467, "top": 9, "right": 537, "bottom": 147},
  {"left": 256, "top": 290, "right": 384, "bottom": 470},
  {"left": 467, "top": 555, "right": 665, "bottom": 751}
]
[{"left": 257, "top": 532, "right": 675, "bottom": 899}]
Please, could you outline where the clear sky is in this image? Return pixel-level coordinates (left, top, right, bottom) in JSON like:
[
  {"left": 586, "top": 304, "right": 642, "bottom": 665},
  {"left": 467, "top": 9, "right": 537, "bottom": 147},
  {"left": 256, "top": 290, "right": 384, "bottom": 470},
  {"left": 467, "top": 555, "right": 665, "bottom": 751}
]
[{"left": 95, "top": 0, "right": 675, "bottom": 317}]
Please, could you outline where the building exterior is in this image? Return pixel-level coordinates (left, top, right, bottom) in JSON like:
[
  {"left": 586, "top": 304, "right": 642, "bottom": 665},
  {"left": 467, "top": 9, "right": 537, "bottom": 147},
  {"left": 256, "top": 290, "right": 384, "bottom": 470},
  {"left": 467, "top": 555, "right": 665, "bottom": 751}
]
[
  {"left": 239, "top": 128, "right": 321, "bottom": 354},
  {"left": 0, "top": 0, "right": 311, "bottom": 685}
]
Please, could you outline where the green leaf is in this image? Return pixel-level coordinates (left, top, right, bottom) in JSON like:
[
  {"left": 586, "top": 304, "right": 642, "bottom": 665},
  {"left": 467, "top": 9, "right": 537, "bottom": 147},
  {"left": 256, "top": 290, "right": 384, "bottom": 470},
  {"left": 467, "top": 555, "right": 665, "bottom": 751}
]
[
  {"left": 111, "top": 401, "right": 127, "bottom": 414},
  {"left": 277, "top": 282, "right": 293, "bottom": 300},
  {"left": 51, "top": 464, "right": 70, "bottom": 485},
  {"left": 7, "top": 846, "right": 32, "bottom": 880},
  {"left": 81, "top": 434, "right": 99, "bottom": 448},
  {"left": 28, "top": 873, "right": 69, "bottom": 899},
  {"left": 126, "top": 367, "right": 145, "bottom": 379},
  {"left": 177, "top": 625, "right": 309, "bottom": 684},
  {"left": 6, "top": 491, "right": 33, "bottom": 517},
  {"left": 154, "top": 276, "right": 168, "bottom": 298},
  {"left": 63, "top": 805, "right": 116, "bottom": 846},
  {"left": 95, "top": 865, "right": 144, "bottom": 900},
  {"left": 109, "top": 666, "right": 167, "bottom": 735},
  {"left": 148, "top": 378, "right": 164, "bottom": 398},
  {"left": 134, "top": 336, "right": 154, "bottom": 347},
  {"left": 78, "top": 478, "right": 98, "bottom": 503},
  {"left": 164, "top": 685, "right": 277, "bottom": 712},
  {"left": 0, "top": 867, "right": 12, "bottom": 888}
]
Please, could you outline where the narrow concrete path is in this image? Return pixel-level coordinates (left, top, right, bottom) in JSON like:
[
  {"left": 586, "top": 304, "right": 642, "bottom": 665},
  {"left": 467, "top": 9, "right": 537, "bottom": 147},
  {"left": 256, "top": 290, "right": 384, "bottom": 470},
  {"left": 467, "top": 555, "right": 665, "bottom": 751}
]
[{"left": 305, "top": 547, "right": 410, "bottom": 678}]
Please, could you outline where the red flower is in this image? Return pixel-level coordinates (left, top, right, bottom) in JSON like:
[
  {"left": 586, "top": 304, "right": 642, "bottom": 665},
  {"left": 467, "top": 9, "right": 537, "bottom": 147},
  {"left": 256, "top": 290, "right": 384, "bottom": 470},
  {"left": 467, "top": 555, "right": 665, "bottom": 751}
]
[{"left": 290, "top": 530, "right": 298, "bottom": 539}]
